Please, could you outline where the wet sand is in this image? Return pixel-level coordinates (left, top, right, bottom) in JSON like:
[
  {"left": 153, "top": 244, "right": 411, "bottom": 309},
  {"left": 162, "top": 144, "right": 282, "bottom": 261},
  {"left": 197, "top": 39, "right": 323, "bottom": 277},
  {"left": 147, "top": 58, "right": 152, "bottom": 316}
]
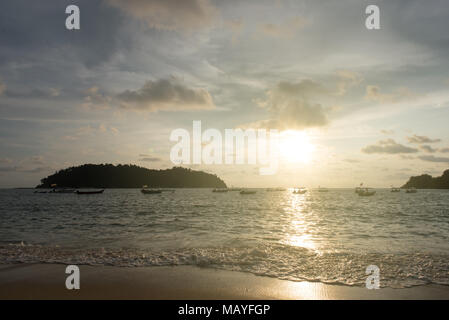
[{"left": 0, "top": 264, "right": 448, "bottom": 299}]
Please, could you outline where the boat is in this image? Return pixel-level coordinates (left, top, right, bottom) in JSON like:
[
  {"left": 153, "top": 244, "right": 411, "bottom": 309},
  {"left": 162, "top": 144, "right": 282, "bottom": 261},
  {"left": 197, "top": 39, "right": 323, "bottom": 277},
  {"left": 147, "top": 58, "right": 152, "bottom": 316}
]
[
  {"left": 391, "top": 187, "right": 401, "bottom": 193},
  {"left": 240, "top": 190, "right": 257, "bottom": 195},
  {"left": 49, "top": 188, "right": 75, "bottom": 193},
  {"left": 141, "top": 189, "right": 162, "bottom": 194},
  {"left": 355, "top": 183, "right": 364, "bottom": 194},
  {"left": 293, "top": 188, "right": 307, "bottom": 194},
  {"left": 212, "top": 188, "right": 228, "bottom": 193},
  {"left": 406, "top": 187, "right": 417, "bottom": 193},
  {"left": 76, "top": 189, "right": 104, "bottom": 195},
  {"left": 358, "top": 188, "right": 376, "bottom": 196}
]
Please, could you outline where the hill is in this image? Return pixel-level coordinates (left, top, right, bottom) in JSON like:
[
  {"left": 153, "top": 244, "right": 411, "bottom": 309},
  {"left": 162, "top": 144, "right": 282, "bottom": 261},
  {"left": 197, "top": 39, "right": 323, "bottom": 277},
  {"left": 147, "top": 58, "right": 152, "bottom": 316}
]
[
  {"left": 401, "top": 169, "right": 449, "bottom": 189},
  {"left": 36, "top": 164, "right": 227, "bottom": 188}
]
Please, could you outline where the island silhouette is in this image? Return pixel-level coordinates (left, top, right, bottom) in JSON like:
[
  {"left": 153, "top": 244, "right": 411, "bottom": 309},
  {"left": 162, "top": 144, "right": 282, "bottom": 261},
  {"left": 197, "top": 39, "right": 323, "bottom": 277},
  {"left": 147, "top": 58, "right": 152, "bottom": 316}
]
[
  {"left": 36, "top": 164, "right": 227, "bottom": 189},
  {"left": 402, "top": 169, "right": 449, "bottom": 189}
]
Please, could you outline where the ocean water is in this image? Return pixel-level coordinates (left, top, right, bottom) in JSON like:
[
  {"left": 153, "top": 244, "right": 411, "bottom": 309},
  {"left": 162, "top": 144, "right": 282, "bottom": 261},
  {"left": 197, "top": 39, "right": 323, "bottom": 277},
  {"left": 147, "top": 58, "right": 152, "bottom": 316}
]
[{"left": 1, "top": 188, "right": 449, "bottom": 288}]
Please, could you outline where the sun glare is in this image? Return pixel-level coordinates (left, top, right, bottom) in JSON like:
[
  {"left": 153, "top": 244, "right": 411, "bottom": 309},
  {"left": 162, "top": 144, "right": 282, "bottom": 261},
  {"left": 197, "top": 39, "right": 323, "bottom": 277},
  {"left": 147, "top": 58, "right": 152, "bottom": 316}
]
[{"left": 279, "top": 130, "right": 315, "bottom": 163}]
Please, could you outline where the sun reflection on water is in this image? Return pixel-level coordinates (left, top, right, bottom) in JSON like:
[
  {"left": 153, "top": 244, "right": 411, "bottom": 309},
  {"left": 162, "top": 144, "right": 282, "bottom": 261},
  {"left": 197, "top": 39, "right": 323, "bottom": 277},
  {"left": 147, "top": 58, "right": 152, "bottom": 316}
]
[{"left": 281, "top": 191, "right": 318, "bottom": 251}]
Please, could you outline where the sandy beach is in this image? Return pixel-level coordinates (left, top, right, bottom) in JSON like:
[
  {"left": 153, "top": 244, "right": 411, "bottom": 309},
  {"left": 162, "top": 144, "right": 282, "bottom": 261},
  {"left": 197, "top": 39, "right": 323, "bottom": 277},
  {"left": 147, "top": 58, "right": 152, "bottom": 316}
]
[{"left": 0, "top": 264, "right": 448, "bottom": 300}]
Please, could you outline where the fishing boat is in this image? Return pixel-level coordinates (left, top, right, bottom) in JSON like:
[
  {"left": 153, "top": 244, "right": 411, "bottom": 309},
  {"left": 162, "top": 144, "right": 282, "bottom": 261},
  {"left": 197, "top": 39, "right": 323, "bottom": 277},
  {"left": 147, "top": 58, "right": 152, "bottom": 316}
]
[
  {"left": 406, "top": 187, "right": 417, "bottom": 193},
  {"left": 141, "top": 189, "right": 162, "bottom": 194},
  {"left": 358, "top": 188, "right": 376, "bottom": 196},
  {"left": 240, "top": 190, "right": 257, "bottom": 195},
  {"left": 293, "top": 188, "right": 307, "bottom": 194},
  {"left": 391, "top": 187, "right": 401, "bottom": 192},
  {"left": 212, "top": 188, "right": 228, "bottom": 193},
  {"left": 141, "top": 185, "right": 162, "bottom": 194},
  {"left": 49, "top": 188, "right": 75, "bottom": 193},
  {"left": 76, "top": 189, "right": 104, "bottom": 195}
]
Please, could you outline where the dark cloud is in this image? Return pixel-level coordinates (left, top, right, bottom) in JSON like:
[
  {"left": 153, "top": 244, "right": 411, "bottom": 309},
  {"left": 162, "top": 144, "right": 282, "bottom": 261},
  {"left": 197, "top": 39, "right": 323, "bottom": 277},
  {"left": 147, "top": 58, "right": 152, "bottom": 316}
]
[
  {"left": 362, "top": 139, "right": 418, "bottom": 154},
  {"left": 117, "top": 78, "right": 215, "bottom": 112},
  {"left": 407, "top": 135, "right": 441, "bottom": 144},
  {"left": 418, "top": 155, "right": 449, "bottom": 163},
  {"left": 0, "top": 1, "right": 126, "bottom": 68}
]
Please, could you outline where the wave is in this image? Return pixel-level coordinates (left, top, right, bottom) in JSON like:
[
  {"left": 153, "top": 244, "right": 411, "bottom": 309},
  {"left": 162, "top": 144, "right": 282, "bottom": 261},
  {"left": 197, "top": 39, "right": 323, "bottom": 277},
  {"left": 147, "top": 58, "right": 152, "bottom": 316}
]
[{"left": 1, "top": 243, "right": 448, "bottom": 288}]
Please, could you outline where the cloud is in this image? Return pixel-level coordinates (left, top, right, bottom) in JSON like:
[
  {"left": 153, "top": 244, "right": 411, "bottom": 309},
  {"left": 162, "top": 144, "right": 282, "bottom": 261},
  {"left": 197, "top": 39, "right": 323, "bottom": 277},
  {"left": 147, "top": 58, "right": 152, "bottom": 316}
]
[
  {"left": 273, "top": 80, "right": 329, "bottom": 100},
  {"left": 365, "top": 85, "right": 415, "bottom": 103},
  {"left": 260, "top": 16, "right": 306, "bottom": 38},
  {"left": 343, "top": 159, "right": 361, "bottom": 163},
  {"left": 63, "top": 124, "right": 119, "bottom": 141},
  {"left": 224, "top": 19, "right": 244, "bottom": 43},
  {"left": 362, "top": 139, "right": 419, "bottom": 154},
  {"left": 138, "top": 157, "right": 162, "bottom": 162},
  {"left": 82, "top": 87, "right": 113, "bottom": 111},
  {"left": 0, "top": 165, "right": 51, "bottom": 174},
  {"left": 440, "top": 148, "right": 449, "bottom": 153},
  {"left": 117, "top": 78, "right": 215, "bottom": 112},
  {"left": 418, "top": 155, "right": 449, "bottom": 163},
  {"left": 335, "top": 70, "right": 362, "bottom": 96},
  {"left": 407, "top": 134, "right": 441, "bottom": 144},
  {"left": 245, "top": 80, "right": 329, "bottom": 130},
  {"left": 0, "top": 79, "right": 5, "bottom": 95},
  {"left": 380, "top": 129, "right": 394, "bottom": 135},
  {"left": 0, "top": 1, "right": 126, "bottom": 68},
  {"left": 106, "top": 0, "right": 217, "bottom": 30},
  {"left": 4, "top": 87, "right": 62, "bottom": 99},
  {"left": 419, "top": 145, "right": 438, "bottom": 153}
]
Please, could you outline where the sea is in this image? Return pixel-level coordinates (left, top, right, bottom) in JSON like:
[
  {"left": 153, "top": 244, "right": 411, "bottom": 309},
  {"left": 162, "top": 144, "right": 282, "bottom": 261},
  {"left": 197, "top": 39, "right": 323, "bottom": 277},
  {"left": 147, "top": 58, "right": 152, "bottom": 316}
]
[{"left": 1, "top": 188, "right": 448, "bottom": 288}]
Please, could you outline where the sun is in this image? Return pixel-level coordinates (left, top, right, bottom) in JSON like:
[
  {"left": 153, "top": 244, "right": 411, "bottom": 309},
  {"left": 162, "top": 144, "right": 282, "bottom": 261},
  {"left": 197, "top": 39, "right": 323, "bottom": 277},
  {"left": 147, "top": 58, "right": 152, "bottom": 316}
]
[{"left": 279, "top": 130, "right": 315, "bottom": 163}]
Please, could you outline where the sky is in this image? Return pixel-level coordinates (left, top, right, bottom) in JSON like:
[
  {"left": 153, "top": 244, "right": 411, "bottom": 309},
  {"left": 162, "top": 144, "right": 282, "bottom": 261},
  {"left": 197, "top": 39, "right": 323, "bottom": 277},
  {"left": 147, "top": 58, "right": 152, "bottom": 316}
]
[{"left": 1, "top": 0, "right": 449, "bottom": 188}]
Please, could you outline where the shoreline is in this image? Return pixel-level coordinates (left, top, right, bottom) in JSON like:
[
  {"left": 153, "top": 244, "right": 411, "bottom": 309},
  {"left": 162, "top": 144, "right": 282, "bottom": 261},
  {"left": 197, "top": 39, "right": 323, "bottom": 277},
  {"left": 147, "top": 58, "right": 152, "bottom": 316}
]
[{"left": 0, "top": 264, "right": 448, "bottom": 299}]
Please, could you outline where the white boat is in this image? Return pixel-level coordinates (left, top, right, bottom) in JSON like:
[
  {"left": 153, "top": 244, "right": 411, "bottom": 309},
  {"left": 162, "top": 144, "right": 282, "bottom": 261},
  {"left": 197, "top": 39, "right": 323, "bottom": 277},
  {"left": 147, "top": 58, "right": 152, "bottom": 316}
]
[
  {"left": 141, "top": 185, "right": 162, "bottom": 194},
  {"left": 293, "top": 188, "right": 307, "bottom": 194},
  {"left": 212, "top": 188, "right": 228, "bottom": 193},
  {"left": 240, "top": 190, "right": 257, "bottom": 195},
  {"left": 358, "top": 188, "right": 376, "bottom": 196},
  {"left": 391, "top": 187, "right": 401, "bottom": 192},
  {"left": 49, "top": 188, "right": 75, "bottom": 193}
]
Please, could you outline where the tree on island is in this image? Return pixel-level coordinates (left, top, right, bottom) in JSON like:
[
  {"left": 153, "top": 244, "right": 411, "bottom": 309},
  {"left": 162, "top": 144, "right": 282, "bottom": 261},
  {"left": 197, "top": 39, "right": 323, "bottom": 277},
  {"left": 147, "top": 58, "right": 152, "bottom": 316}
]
[
  {"left": 401, "top": 169, "right": 449, "bottom": 189},
  {"left": 37, "top": 164, "right": 227, "bottom": 188}
]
